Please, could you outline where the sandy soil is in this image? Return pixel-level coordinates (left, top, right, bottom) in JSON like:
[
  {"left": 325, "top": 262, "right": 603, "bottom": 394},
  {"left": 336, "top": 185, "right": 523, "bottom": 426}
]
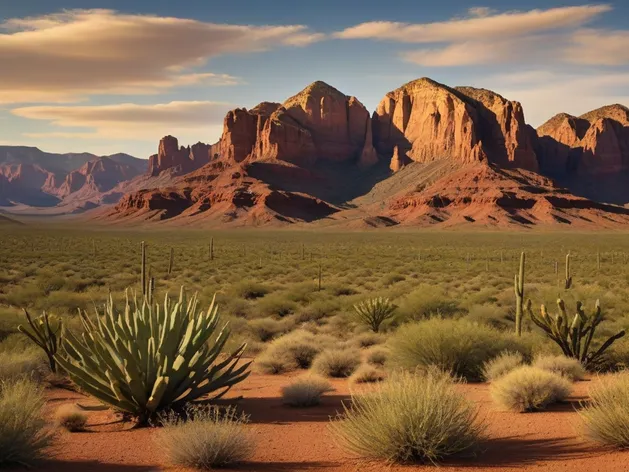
[{"left": 18, "top": 372, "right": 629, "bottom": 472}]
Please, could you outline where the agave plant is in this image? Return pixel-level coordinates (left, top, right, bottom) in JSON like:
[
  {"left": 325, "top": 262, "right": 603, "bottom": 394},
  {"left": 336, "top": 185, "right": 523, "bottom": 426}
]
[
  {"left": 353, "top": 297, "right": 397, "bottom": 333},
  {"left": 56, "top": 288, "right": 250, "bottom": 425}
]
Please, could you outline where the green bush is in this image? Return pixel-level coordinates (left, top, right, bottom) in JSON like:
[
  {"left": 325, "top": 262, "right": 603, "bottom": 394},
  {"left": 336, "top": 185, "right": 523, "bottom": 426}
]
[
  {"left": 0, "top": 379, "right": 53, "bottom": 466},
  {"left": 490, "top": 366, "right": 572, "bottom": 412},
  {"left": 281, "top": 375, "right": 334, "bottom": 407},
  {"left": 157, "top": 405, "right": 255, "bottom": 469},
  {"left": 482, "top": 352, "right": 525, "bottom": 382},
  {"left": 390, "top": 318, "right": 527, "bottom": 382},
  {"left": 578, "top": 373, "right": 629, "bottom": 448},
  {"left": 330, "top": 370, "right": 484, "bottom": 463}
]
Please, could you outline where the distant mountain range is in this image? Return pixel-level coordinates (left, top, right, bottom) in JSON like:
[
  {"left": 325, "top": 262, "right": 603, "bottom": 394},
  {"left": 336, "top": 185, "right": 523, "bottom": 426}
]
[{"left": 3, "top": 77, "right": 629, "bottom": 228}]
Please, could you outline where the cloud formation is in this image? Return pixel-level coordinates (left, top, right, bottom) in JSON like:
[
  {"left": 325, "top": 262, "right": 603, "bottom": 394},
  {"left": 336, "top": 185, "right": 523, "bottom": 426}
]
[
  {"left": 12, "top": 101, "right": 232, "bottom": 141},
  {"left": 335, "top": 4, "right": 625, "bottom": 67},
  {"left": 0, "top": 9, "right": 324, "bottom": 103}
]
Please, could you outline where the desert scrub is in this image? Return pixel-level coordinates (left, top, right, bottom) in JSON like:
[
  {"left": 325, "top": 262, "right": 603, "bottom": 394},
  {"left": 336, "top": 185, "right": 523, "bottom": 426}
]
[
  {"left": 533, "top": 355, "right": 586, "bottom": 381},
  {"left": 55, "top": 404, "right": 88, "bottom": 432},
  {"left": 352, "top": 297, "right": 397, "bottom": 333},
  {"left": 578, "top": 373, "right": 629, "bottom": 448},
  {"left": 350, "top": 364, "right": 385, "bottom": 384},
  {"left": 255, "top": 330, "right": 322, "bottom": 374},
  {"left": 330, "top": 370, "right": 484, "bottom": 464},
  {"left": 247, "top": 317, "right": 287, "bottom": 342},
  {"left": 232, "top": 281, "right": 269, "bottom": 300},
  {"left": 390, "top": 318, "right": 527, "bottom": 382},
  {"left": 157, "top": 405, "right": 255, "bottom": 469},
  {"left": 0, "top": 379, "right": 53, "bottom": 466},
  {"left": 256, "top": 294, "right": 297, "bottom": 317},
  {"left": 366, "top": 346, "right": 389, "bottom": 367},
  {"left": 396, "top": 285, "right": 461, "bottom": 321},
  {"left": 482, "top": 352, "right": 525, "bottom": 382},
  {"left": 281, "top": 375, "right": 334, "bottom": 407},
  {"left": 312, "top": 348, "right": 361, "bottom": 378},
  {"left": 0, "top": 350, "right": 47, "bottom": 383},
  {"left": 490, "top": 366, "right": 572, "bottom": 412},
  {"left": 354, "top": 331, "right": 385, "bottom": 348}
]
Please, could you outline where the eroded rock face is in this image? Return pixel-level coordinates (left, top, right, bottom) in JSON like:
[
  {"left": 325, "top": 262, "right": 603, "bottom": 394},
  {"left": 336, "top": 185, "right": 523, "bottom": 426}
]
[
  {"left": 218, "top": 82, "right": 377, "bottom": 167},
  {"left": 148, "top": 136, "right": 214, "bottom": 176},
  {"left": 537, "top": 105, "right": 629, "bottom": 175},
  {"left": 390, "top": 146, "right": 410, "bottom": 172},
  {"left": 57, "top": 157, "right": 142, "bottom": 198},
  {"left": 372, "top": 78, "right": 538, "bottom": 171}
]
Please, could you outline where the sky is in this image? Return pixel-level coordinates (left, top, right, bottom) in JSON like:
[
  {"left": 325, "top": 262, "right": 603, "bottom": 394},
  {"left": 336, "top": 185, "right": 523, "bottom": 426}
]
[{"left": 1, "top": 0, "right": 628, "bottom": 158}]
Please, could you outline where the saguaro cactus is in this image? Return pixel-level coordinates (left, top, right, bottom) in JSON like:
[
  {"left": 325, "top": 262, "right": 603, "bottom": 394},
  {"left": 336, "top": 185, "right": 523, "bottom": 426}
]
[
  {"left": 527, "top": 299, "right": 625, "bottom": 367},
  {"left": 565, "top": 253, "right": 572, "bottom": 289},
  {"left": 514, "top": 252, "right": 525, "bottom": 336}
]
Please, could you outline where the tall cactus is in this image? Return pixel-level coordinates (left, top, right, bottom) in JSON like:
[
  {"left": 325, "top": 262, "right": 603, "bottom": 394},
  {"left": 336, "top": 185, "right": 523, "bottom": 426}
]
[
  {"left": 19, "top": 310, "right": 62, "bottom": 373},
  {"left": 527, "top": 299, "right": 625, "bottom": 367},
  {"left": 565, "top": 253, "right": 572, "bottom": 289},
  {"left": 55, "top": 289, "right": 250, "bottom": 425},
  {"left": 514, "top": 252, "right": 525, "bottom": 337}
]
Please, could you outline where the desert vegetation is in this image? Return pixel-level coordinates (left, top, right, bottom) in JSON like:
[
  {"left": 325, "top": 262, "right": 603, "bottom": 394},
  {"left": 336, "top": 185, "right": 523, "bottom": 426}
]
[{"left": 2, "top": 227, "right": 629, "bottom": 469}]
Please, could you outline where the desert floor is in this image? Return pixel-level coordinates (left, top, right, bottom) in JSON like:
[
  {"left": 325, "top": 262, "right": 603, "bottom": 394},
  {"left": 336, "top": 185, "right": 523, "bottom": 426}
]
[{"left": 21, "top": 370, "right": 628, "bottom": 472}]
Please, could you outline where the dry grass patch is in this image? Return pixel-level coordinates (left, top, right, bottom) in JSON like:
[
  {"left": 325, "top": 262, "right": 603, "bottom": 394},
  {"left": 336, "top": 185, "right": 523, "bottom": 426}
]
[
  {"left": 490, "top": 366, "right": 572, "bottom": 412},
  {"left": 312, "top": 348, "right": 361, "bottom": 378},
  {"left": 55, "top": 404, "right": 88, "bottom": 432},
  {"left": 578, "top": 372, "right": 629, "bottom": 448},
  {"left": 330, "top": 370, "right": 485, "bottom": 464},
  {"left": 350, "top": 364, "right": 385, "bottom": 384},
  {"left": 482, "top": 351, "right": 525, "bottom": 382},
  {"left": 281, "top": 375, "right": 334, "bottom": 407},
  {"left": 366, "top": 346, "right": 389, "bottom": 367},
  {"left": 157, "top": 405, "right": 255, "bottom": 469},
  {"left": 533, "top": 355, "right": 586, "bottom": 381}
]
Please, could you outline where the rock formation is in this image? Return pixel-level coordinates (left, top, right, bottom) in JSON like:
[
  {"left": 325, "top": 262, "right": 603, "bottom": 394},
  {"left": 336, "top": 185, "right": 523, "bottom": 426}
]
[
  {"left": 389, "top": 146, "right": 410, "bottom": 172},
  {"left": 148, "top": 136, "right": 214, "bottom": 176},
  {"left": 372, "top": 78, "right": 538, "bottom": 171},
  {"left": 537, "top": 104, "right": 629, "bottom": 175},
  {"left": 218, "top": 81, "right": 377, "bottom": 167}
]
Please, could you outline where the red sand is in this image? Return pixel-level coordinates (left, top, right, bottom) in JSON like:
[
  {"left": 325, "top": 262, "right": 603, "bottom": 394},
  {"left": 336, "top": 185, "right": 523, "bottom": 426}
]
[{"left": 24, "top": 372, "right": 629, "bottom": 471}]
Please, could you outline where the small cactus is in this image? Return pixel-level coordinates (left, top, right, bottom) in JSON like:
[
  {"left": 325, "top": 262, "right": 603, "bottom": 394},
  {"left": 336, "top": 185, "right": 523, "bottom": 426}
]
[
  {"left": 565, "top": 253, "right": 572, "bottom": 289},
  {"left": 514, "top": 252, "right": 525, "bottom": 337}
]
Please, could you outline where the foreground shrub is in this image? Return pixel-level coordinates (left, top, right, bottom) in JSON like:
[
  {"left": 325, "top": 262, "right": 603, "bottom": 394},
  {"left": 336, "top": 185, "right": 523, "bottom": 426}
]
[
  {"left": 55, "top": 404, "right": 88, "bottom": 432},
  {"left": 0, "top": 379, "right": 53, "bottom": 466},
  {"left": 533, "top": 355, "right": 586, "bottom": 381},
  {"left": 157, "top": 405, "right": 255, "bottom": 469},
  {"left": 350, "top": 364, "right": 385, "bottom": 384},
  {"left": 578, "top": 373, "right": 629, "bottom": 448},
  {"left": 57, "top": 289, "right": 250, "bottom": 425},
  {"left": 390, "top": 318, "right": 526, "bottom": 382},
  {"left": 330, "top": 370, "right": 484, "bottom": 463},
  {"left": 482, "top": 352, "right": 525, "bottom": 382},
  {"left": 312, "top": 349, "right": 361, "bottom": 378},
  {"left": 490, "top": 366, "right": 572, "bottom": 412},
  {"left": 281, "top": 375, "right": 334, "bottom": 407}
]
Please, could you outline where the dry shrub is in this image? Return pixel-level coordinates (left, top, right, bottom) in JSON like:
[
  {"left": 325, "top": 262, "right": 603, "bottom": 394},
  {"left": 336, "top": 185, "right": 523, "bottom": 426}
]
[
  {"left": 354, "top": 332, "right": 385, "bottom": 349},
  {"left": 533, "top": 355, "right": 586, "bottom": 381},
  {"left": 55, "top": 404, "right": 88, "bottom": 432},
  {"left": 281, "top": 375, "right": 334, "bottom": 407},
  {"left": 390, "top": 318, "right": 527, "bottom": 382},
  {"left": 330, "top": 370, "right": 484, "bottom": 463},
  {"left": 490, "top": 366, "right": 572, "bottom": 412},
  {"left": 482, "top": 351, "right": 525, "bottom": 382},
  {"left": 311, "top": 348, "right": 361, "bottom": 378},
  {"left": 0, "top": 350, "right": 48, "bottom": 384},
  {"left": 255, "top": 330, "right": 322, "bottom": 375},
  {"left": 157, "top": 405, "right": 255, "bottom": 469},
  {"left": 247, "top": 317, "right": 286, "bottom": 343},
  {"left": 578, "top": 372, "right": 629, "bottom": 448},
  {"left": 350, "top": 364, "right": 385, "bottom": 384},
  {"left": 366, "top": 346, "right": 389, "bottom": 367},
  {"left": 0, "top": 379, "right": 53, "bottom": 466}
]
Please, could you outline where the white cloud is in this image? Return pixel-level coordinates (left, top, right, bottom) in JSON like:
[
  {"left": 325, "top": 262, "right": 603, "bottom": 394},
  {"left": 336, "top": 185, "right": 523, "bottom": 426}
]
[
  {"left": 564, "top": 28, "right": 629, "bottom": 65},
  {"left": 12, "top": 101, "right": 232, "bottom": 141},
  {"left": 0, "top": 9, "right": 324, "bottom": 103}
]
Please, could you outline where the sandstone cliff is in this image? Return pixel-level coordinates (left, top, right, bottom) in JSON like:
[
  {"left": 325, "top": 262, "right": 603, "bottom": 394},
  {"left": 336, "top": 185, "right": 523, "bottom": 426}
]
[
  {"left": 537, "top": 104, "right": 629, "bottom": 175},
  {"left": 148, "top": 136, "right": 215, "bottom": 176},
  {"left": 218, "top": 82, "right": 378, "bottom": 167},
  {"left": 372, "top": 78, "right": 538, "bottom": 171}
]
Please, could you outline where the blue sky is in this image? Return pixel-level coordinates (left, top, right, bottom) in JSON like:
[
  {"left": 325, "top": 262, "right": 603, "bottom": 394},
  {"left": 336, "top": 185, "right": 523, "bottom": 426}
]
[{"left": 1, "top": 1, "right": 628, "bottom": 158}]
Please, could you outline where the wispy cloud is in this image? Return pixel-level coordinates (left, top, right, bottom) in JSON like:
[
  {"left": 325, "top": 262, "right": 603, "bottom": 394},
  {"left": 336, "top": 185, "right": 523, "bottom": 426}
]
[
  {"left": 12, "top": 101, "right": 232, "bottom": 141},
  {"left": 334, "top": 4, "right": 621, "bottom": 67},
  {"left": 0, "top": 9, "right": 324, "bottom": 104}
]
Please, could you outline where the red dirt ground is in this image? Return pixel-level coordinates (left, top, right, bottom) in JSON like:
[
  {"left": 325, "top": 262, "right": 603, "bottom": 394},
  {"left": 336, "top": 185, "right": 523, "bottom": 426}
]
[{"left": 20, "top": 372, "right": 629, "bottom": 472}]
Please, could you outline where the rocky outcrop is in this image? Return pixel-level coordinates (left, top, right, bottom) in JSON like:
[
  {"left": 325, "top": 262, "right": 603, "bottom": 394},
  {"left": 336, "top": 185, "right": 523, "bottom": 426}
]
[
  {"left": 537, "top": 104, "right": 629, "bottom": 175},
  {"left": 148, "top": 136, "right": 214, "bottom": 176},
  {"left": 372, "top": 78, "right": 538, "bottom": 171},
  {"left": 389, "top": 146, "right": 410, "bottom": 172},
  {"left": 218, "top": 82, "right": 377, "bottom": 167}
]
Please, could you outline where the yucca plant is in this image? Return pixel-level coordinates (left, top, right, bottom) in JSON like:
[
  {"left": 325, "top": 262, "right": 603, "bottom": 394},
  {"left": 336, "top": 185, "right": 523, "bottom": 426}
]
[
  {"left": 55, "top": 288, "right": 251, "bottom": 425},
  {"left": 353, "top": 297, "right": 397, "bottom": 333},
  {"left": 18, "top": 310, "right": 62, "bottom": 374}
]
